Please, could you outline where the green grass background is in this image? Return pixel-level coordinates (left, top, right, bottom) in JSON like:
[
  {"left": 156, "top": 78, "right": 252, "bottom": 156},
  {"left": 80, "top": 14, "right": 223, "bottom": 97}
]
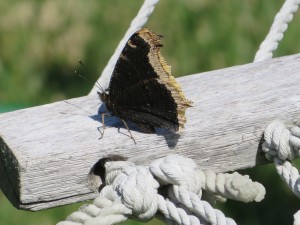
[{"left": 1, "top": 0, "right": 300, "bottom": 224}]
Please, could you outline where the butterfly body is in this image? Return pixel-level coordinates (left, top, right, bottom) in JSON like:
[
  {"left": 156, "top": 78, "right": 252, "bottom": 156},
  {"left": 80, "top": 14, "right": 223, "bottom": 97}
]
[{"left": 99, "top": 28, "right": 192, "bottom": 134}]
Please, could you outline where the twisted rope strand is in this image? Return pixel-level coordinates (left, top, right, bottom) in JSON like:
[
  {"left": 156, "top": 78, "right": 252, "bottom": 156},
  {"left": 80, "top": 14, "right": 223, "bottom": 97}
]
[
  {"left": 274, "top": 158, "right": 300, "bottom": 197},
  {"left": 89, "top": 0, "right": 160, "bottom": 95},
  {"left": 200, "top": 171, "right": 265, "bottom": 203},
  {"left": 263, "top": 121, "right": 300, "bottom": 224},
  {"left": 157, "top": 195, "right": 203, "bottom": 225},
  {"left": 170, "top": 185, "right": 236, "bottom": 225},
  {"left": 254, "top": 0, "right": 300, "bottom": 62},
  {"left": 263, "top": 121, "right": 300, "bottom": 189},
  {"left": 150, "top": 155, "right": 265, "bottom": 203},
  {"left": 57, "top": 186, "right": 130, "bottom": 225}
]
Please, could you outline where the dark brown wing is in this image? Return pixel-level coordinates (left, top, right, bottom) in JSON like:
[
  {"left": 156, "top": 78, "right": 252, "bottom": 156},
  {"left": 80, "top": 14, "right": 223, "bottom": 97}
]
[
  {"left": 113, "top": 79, "right": 179, "bottom": 132},
  {"left": 107, "top": 28, "right": 191, "bottom": 132}
]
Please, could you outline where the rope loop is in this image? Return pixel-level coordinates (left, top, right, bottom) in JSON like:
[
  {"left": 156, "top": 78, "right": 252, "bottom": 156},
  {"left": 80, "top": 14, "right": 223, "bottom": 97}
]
[
  {"left": 104, "top": 161, "right": 135, "bottom": 185},
  {"left": 262, "top": 120, "right": 300, "bottom": 160},
  {"left": 263, "top": 121, "right": 292, "bottom": 160},
  {"left": 110, "top": 165, "right": 159, "bottom": 220},
  {"left": 150, "top": 154, "right": 202, "bottom": 195},
  {"left": 263, "top": 120, "right": 300, "bottom": 223}
]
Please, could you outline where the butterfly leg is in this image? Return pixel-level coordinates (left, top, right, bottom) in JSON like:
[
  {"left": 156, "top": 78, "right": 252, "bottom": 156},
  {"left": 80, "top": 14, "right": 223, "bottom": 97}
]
[
  {"left": 121, "top": 119, "right": 136, "bottom": 145},
  {"left": 98, "top": 112, "right": 112, "bottom": 139}
]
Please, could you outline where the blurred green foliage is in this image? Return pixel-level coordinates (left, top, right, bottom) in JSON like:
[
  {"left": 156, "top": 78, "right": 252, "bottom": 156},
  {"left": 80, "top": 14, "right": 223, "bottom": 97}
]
[{"left": 1, "top": 0, "right": 300, "bottom": 224}]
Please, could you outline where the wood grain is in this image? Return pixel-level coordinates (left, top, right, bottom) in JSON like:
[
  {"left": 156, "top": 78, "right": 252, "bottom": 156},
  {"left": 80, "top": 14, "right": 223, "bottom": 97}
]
[{"left": 1, "top": 53, "right": 300, "bottom": 211}]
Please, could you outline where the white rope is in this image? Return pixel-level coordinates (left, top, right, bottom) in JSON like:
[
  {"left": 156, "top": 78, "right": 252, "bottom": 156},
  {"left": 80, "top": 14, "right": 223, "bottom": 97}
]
[
  {"left": 254, "top": 0, "right": 300, "bottom": 62},
  {"left": 263, "top": 120, "right": 300, "bottom": 161},
  {"left": 150, "top": 155, "right": 235, "bottom": 225},
  {"left": 199, "top": 171, "right": 265, "bottom": 203},
  {"left": 274, "top": 159, "right": 300, "bottom": 197},
  {"left": 89, "top": 0, "right": 160, "bottom": 95},
  {"left": 263, "top": 120, "right": 300, "bottom": 224},
  {"left": 263, "top": 121, "right": 300, "bottom": 196},
  {"left": 57, "top": 155, "right": 265, "bottom": 225},
  {"left": 150, "top": 155, "right": 265, "bottom": 203},
  {"left": 294, "top": 210, "right": 300, "bottom": 225},
  {"left": 57, "top": 186, "right": 130, "bottom": 225},
  {"left": 263, "top": 120, "right": 295, "bottom": 161}
]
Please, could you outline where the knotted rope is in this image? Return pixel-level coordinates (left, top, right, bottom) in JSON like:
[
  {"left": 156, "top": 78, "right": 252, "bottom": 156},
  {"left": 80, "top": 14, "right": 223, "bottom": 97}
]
[
  {"left": 263, "top": 121, "right": 300, "bottom": 195},
  {"left": 57, "top": 155, "right": 265, "bottom": 225},
  {"left": 262, "top": 121, "right": 300, "bottom": 225}
]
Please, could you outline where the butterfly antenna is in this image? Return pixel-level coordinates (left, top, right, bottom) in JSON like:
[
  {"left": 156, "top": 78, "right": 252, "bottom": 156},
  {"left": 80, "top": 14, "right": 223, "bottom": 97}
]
[
  {"left": 76, "top": 60, "right": 105, "bottom": 93},
  {"left": 95, "top": 80, "right": 105, "bottom": 93},
  {"left": 63, "top": 100, "right": 93, "bottom": 116},
  {"left": 75, "top": 60, "right": 90, "bottom": 82},
  {"left": 75, "top": 71, "right": 89, "bottom": 81},
  {"left": 78, "top": 60, "right": 85, "bottom": 67}
]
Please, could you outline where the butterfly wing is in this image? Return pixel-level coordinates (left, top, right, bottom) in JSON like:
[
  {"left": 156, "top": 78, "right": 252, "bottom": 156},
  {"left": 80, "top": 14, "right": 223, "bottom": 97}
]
[
  {"left": 107, "top": 28, "right": 191, "bottom": 133},
  {"left": 113, "top": 79, "right": 179, "bottom": 132}
]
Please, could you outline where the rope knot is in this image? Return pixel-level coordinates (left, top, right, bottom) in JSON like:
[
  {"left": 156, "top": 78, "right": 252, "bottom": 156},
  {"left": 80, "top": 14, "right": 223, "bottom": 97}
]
[
  {"left": 150, "top": 154, "right": 202, "bottom": 195},
  {"left": 109, "top": 165, "right": 159, "bottom": 220},
  {"left": 262, "top": 120, "right": 299, "bottom": 160}
]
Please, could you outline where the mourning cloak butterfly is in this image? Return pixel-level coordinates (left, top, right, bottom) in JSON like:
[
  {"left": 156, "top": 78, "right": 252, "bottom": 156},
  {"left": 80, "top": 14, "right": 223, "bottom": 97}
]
[{"left": 98, "top": 28, "right": 192, "bottom": 140}]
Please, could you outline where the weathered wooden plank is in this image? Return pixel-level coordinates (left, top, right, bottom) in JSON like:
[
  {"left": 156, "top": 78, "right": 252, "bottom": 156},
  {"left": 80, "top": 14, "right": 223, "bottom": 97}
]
[{"left": 1, "top": 53, "right": 300, "bottom": 211}]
